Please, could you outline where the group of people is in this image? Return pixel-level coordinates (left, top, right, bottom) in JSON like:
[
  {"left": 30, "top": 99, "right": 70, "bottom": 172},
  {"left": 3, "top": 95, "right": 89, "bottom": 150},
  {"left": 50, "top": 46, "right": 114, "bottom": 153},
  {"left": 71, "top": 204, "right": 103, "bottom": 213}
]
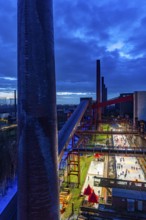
[
  {"left": 113, "top": 134, "right": 145, "bottom": 182},
  {"left": 116, "top": 155, "right": 144, "bottom": 181},
  {"left": 113, "top": 135, "right": 128, "bottom": 147}
]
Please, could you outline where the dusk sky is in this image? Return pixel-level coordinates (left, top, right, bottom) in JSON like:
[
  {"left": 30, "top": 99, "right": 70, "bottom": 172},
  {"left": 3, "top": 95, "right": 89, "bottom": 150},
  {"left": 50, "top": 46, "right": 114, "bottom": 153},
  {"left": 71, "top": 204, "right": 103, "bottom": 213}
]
[{"left": 0, "top": 0, "right": 146, "bottom": 104}]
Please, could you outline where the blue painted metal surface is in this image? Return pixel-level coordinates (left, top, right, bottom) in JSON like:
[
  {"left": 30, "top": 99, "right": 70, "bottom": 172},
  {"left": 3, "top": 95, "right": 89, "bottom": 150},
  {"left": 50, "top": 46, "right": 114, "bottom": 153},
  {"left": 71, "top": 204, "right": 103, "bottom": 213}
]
[{"left": 58, "top": 100, "right": 89, "bottom": 155}]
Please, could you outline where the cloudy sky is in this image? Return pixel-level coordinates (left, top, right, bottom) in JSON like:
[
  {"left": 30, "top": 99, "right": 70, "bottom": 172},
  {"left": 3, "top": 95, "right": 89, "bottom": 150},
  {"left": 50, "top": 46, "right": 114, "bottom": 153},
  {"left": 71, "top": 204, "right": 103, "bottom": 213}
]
[{"left": 0, "top": 0, "right": 146, "bottom": 104}]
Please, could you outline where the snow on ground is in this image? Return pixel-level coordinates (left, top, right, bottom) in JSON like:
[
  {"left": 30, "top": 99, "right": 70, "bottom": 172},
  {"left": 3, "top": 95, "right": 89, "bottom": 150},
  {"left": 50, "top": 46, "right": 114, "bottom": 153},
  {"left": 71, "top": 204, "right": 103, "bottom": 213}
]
[
  {"left": 0, "top": 179, "right": 17, "bottom": 214},
  {"left": 81, "top": 160, "right": 104, "bottom": 197},
  {"left": 113, "top": 134, "right": 146, "bottom": 182},
  {"left": 88, "top": 161, "right": 104, "bottom": 176}
]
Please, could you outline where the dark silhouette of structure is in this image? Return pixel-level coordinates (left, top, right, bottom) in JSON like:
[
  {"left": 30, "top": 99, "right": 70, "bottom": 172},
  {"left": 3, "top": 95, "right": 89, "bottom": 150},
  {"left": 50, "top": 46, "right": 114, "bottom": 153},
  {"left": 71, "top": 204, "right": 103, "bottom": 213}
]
[
  {"left": 115, "top": 93, "right": 133, "bottom": 117},
  {"left": 14, "top": 90, "right": 17, "bottom": 118},
  {"left": 102, "top": 76, "right": 107, "bottom": 114},
  {"left": 17, "top": 0, "right": 60, "bottom": 219},
  {"left": 96, "top": 60, "right": 101, "bottom": 121}
]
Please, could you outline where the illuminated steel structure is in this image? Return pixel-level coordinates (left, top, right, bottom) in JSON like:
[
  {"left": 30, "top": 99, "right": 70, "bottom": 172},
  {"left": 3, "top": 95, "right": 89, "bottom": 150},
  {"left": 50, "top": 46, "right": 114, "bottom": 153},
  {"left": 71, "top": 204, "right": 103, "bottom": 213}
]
[{"left": 17, "top": 0, "right": 60, "bottom": 219}]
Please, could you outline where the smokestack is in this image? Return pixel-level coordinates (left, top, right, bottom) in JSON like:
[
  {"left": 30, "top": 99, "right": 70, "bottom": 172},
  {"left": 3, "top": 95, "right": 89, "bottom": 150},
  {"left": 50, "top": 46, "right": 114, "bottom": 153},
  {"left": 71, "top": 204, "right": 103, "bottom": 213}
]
[
  {"left": 17, "top": 1, "right": 60, "bottom": 219},
  {"left": 96, "top": 60, "right": 101, "bottom": 120},
  {"left": 101, "top": 77, "right": 108, "bottom": 114},
  {"left": 96, "top": 60, "right": 101, "bottom": 103},
  {"left": 102, "top": 76, "right": 104, "bottom": 102},
  {"left": 105, "top": 87, "right": 107, "bottom": 101}
]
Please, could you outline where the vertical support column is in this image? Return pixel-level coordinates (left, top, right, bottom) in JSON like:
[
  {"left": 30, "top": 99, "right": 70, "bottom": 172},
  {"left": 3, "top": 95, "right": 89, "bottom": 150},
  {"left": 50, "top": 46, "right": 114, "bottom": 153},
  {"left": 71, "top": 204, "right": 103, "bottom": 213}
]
[
  {"left": 72, "top": 135, "right": 74, "bottom": 148},
  {"left": 67, "top": 154, "right": 70, "bottom": 185},
  {"left": 78, "top": 152, "right": 80, "bottom": 187},
  {"left": 17, "top": 1, "right": 60, "bottom": 219},
  {"left": 103, "top": 155, "right": 109, "bottom": 203}
]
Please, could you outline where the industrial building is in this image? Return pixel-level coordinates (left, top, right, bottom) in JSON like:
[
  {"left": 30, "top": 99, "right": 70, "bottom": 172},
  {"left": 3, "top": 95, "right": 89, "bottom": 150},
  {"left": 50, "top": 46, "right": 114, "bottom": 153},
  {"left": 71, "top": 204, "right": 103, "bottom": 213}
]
[
  {"left": 115, "top": 93, "right": 133, "bottom": 117},
  {"left": 112, "top": 188, "right": 146, "bottom": 212},
  {"left": 133, "top": 91, "right": 146, "bottom": 122}
]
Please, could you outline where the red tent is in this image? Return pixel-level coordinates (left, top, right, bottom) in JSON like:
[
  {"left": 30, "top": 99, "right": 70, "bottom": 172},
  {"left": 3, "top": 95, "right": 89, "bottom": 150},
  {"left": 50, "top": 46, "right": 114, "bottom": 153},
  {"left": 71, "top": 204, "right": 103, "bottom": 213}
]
[
  {"left": 83, "top": 184, "right": 93, "bottom": 196},
  {"left": 88, "top": 190, "right": 99, "bottom": 203},
  {"left": 94, "top": 153, "right": 101, "bottom": 158}
]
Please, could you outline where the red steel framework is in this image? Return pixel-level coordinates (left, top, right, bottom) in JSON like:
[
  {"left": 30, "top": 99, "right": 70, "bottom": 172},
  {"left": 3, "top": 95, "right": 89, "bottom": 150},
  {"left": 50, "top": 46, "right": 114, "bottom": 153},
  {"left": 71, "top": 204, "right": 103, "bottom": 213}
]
[{"left": 92, "top": 94, "right": 133, "bottom": 109}]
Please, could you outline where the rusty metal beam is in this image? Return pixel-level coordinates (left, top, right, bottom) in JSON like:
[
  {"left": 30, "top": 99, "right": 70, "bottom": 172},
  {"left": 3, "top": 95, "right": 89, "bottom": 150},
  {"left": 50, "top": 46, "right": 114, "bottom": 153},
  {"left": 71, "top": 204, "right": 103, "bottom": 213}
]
[
  {"left": 71, "top": 146, "right": 146, "bottom": 156},
  {"left": 93, "top": 94, "right": 133, "bottom": 108},
  {"left": 76, "top": 130, "right": 138, "bottom": 135}
]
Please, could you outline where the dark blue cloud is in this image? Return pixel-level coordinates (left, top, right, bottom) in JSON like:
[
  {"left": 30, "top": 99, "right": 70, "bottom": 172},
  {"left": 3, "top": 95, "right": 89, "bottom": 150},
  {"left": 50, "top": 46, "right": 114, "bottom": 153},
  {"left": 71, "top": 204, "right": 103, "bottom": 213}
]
[
  {"left": 0, "top": 0, "right": 146, "bottom": 103},
  {"left": 54, "top": 0, "right": 146, "bottom": 102},
  {"left": 0, "top": 0, "right": 17, "bottom": 95}
]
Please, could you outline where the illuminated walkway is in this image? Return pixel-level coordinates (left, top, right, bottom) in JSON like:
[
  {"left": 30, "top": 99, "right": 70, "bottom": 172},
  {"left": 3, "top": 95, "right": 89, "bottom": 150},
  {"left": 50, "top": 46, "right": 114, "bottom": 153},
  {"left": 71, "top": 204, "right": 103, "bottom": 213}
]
[{"left": 81, "top": 160, "right": 104, "bottom": 206}]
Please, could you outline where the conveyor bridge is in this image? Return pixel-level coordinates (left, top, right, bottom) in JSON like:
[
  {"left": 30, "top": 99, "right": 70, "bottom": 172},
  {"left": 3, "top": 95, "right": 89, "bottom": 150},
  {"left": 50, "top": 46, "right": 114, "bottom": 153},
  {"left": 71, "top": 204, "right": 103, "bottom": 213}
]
[
  {"left": 94, "top": 176, "right": 146, "bottom": 191},
  {"left": 76, "top": 130, "right": 138, "bottom": 135},
  {"left": 71, "top": 146, "right": 146, "bottom": 156}
]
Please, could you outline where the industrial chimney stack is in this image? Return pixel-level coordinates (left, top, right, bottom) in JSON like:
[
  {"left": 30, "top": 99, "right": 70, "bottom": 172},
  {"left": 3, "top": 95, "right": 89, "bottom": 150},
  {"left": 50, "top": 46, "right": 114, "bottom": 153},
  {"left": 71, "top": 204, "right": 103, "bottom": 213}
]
[{"left": 96, "top": 60, "right": 101, "bottom": 121}]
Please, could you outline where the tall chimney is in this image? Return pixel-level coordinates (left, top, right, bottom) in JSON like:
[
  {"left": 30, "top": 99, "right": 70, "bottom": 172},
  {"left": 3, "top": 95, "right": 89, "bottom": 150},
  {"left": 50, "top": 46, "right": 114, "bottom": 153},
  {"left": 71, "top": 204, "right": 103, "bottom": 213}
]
[
  {"left": 102, "top": 76, "right": 104, "bottom": 102},
  {"left": 96, "top": 60, "right": 101, "bottom": 120},
  {"left": 17, "top": 1, "right": 60, "bottom": 219}
]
